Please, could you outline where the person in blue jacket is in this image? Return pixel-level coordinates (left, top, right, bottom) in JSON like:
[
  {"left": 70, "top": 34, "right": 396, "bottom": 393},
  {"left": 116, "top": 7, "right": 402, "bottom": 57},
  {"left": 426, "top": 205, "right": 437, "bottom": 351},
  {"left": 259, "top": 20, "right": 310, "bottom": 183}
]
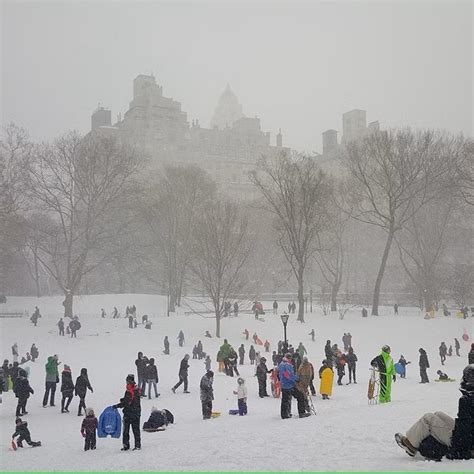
[{"left": 278, "top": 353, "right": 310, "bottom": 419}]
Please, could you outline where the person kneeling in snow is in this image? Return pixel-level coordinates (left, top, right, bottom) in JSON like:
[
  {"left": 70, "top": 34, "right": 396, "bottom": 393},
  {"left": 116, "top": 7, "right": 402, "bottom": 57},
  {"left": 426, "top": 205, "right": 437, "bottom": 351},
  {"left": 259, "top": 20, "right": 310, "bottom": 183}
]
[{"left": 395, "top": 364, "right": 474, "bottom": 461}]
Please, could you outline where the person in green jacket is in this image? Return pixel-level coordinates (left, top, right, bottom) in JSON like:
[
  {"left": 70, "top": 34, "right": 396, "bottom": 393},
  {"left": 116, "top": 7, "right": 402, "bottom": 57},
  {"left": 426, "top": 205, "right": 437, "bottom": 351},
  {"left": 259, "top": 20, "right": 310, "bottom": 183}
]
[
  {"left": 219, "top": 340, "right": 233, "bottom": 375},
  {"left": 42, "top": 355, "right": 61, "bottom": 407},
  {"left": 371, "top": 345, "right": 395, "bottom": 403}
]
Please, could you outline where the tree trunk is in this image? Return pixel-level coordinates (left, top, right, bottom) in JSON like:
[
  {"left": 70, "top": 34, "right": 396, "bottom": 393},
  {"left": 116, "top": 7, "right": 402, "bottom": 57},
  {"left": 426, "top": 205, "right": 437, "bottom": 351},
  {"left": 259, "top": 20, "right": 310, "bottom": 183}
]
[
  {"left": 33, "top": 251, "right": 41, "bottom": 298},
  {"left": 330, "top": 279, "right": 341, "bottom": 312},
  {"left": 297, "top": 267, "right": 305, "bottom": 323},
  {"left": 371, "top": 229, "right": 394, "bottom": 316},
  {"left": 215, "top": 310, "right": 221, "bottom": 338},
  {"left": 63, "top": 291, "right": 73, "bottom": 318}
]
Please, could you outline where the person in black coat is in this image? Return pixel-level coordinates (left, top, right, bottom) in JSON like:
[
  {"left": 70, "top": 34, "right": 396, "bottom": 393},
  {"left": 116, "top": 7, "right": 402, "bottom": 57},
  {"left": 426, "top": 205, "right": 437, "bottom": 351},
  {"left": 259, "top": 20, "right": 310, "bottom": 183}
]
[
  {"left": 172, "top": 355, "right": 190, "bottom": 393},
  {"left": 256, "top": 357, "right": 272, "bottom": 397},
  {"left": 238, "top": 344, "right": 245, "bottom": 365},
  {"left": 114, "top": 374, "right": 141, "bottom": 451},
  {"left": 75, "top": 368, "right": 93, "bottom": 416},
  {"left": 135, "top": 352, "right": 148, "bottom": 395},
  {"left": 14, "top": 369, "right": 34, "bottom": 417},
  {"left": 345, "top": 347, "right": 358, "bottom": 384},
  {"left": 419, "top": 348, "right": 430, "bottom": 383},
  {"left": 163, "top": 336, "right": 170, "bottom": 355},
  {"left": 145, "top": 358, "right": 159, "bottom": 399},
  {"left": 249, "top": 345, "right": 256, "bottom": 365},
  {"left": 324, "top": 340, "right": 333, "bottom": 367},
  {"left": 12, "top": 418, "right": 41, "bottom": 447},
  {"left": 60, "top": 365, "right": 75, "bottom": 413},
  {"left": 455, "top": 338, "right": 461, "bottom": 357},
  {"left": 143, "top": 407, "right": 174, "bottom": 430},
  {"left": 30, "top": 344, "right": 39, "bottom": 362},
  {"left": 469, "top": 343, "right": 474, "bottom": 365}
]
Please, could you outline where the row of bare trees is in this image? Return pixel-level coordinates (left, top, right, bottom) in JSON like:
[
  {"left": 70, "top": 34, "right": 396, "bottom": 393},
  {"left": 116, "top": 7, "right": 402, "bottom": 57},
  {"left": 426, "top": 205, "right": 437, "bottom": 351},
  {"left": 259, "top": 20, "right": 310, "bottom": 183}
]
[{"left": 1, "top": 122, "right": 472, "bottom": 331}]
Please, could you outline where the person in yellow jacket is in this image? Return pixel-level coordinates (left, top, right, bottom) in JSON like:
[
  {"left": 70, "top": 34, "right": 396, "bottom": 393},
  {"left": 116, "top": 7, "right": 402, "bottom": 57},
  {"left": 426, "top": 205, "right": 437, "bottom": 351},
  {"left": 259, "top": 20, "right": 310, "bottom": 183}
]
[{"left": 319, "top": 360, "right": 334, "bottom": 400}]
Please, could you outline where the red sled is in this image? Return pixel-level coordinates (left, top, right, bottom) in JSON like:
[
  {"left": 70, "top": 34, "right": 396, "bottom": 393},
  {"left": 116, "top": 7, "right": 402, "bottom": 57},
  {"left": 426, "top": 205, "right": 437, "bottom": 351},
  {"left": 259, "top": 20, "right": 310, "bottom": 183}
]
[
  {"left": 11, "top": 440, "right": 17, "bottom": 451},
  {"left": 256, "top": 337, "right": 263, "bottom": 345}
]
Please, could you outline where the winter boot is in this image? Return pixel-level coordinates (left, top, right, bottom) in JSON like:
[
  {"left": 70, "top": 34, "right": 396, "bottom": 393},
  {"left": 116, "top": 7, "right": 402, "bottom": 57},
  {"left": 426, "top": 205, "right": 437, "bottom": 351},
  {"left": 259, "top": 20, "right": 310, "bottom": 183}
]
[{"left": 395, "top": 433, "right": 417, "bottom": 457}]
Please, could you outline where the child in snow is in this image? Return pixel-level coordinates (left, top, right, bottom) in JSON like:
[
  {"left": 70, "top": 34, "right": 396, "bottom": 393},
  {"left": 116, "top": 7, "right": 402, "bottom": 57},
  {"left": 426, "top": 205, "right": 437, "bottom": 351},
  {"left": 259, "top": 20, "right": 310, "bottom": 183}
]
[
  {"left": 436, "top": 370, "right": 449, "bottom": 381},
  {"left": 233, "top": 377, "right": 248, "bottom": 415},
  {"left": 12, "top": 418, "right": 41, "bottom": 448},
  {"left": 81, "top": 407, "right": 98, "bottom": 451},
  {"left": 204, "top": 355, "right": 211, "bottom": 372}
]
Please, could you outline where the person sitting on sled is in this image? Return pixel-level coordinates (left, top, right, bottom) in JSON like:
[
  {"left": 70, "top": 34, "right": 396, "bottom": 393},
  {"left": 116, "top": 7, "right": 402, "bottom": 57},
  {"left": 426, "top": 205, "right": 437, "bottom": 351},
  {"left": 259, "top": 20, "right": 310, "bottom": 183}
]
[
  {"left": 436, "top": 370, "right": 449, "bottom": 381},
  {"left": 395, "top": 364, "right": 474, "bottom": 461},
  {"left": 12, "top": 418, "right": 41, "bottom": 448}
]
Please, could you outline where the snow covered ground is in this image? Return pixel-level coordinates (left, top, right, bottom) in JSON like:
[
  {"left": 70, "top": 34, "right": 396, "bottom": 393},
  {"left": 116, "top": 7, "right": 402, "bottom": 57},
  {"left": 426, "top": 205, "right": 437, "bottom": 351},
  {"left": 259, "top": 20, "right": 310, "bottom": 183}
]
[{"left": 0, "top": 294, "right": 473, "bottom": 472}]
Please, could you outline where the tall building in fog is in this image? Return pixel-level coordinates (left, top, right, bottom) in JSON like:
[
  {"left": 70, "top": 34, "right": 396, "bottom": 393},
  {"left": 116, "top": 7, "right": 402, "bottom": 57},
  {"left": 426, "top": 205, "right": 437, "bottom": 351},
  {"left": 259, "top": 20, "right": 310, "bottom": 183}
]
[{"left": 91, "top": 75, "right": 287, "bottom": 201}]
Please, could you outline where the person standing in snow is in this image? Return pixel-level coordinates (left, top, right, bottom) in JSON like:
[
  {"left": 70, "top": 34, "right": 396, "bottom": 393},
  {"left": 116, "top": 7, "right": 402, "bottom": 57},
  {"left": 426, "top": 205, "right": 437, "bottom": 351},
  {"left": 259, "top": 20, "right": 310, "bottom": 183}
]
[
  {"left": 14, "top": 368, "right": 34, "bottom": 417},
  {"left": 163, "top": 336, "right": 170, "bottom": 355},
  {"left": 101, "top": 308, "right": 106, "bottom": 318},
  {"left": 177, "top": 331, "right": 185, "bottom": 347},
  {"left": 145, "top": 358, "right": 159, "bottom": 399},
  {"left": 309, "top": 329, "right": 315, "bottom": 342},
  {"left": 204, "top": 355, "right": 211, "bottom": 372},
  {"left": 273, "top": 300, "right": 278, "bottom": 315},
  {"left": 172, "top": 354, "right": 190, "bottom": 393},
  {"left": 200, "top": 370, "right": 214, "bottom": 420},
  {"left": 335, "top": 351, "right": 346, "bottom": 386},
  {"left": 256, "top": 357, "right": 271, "bottom": 398},
  {"left": 439, "top": 342, "right": 448, "bottom": 366},
  {"left": 345, "top": 347, "right": 358, "bottom": 384},
  {"left": 135, "top": 352, "right": 148, "bottom": 395},
  {"left": 238, "top": 344, "right": 245, "bottom": 365},
  {"left": 81, "top": 407, "right": 98, "bottom": 451},
  {"left": 455, "top": 338, "right": 461, "bottom": 357},
  {"left": 371, "top": 345, "right": 396, "bottom": 403},
  {"left": 42, "top": 355, "right": 60, "bottom": 408},
  {"left": 60, "top": 364, "right": 75, "bottom": 413},
  {"left": 12, "top": 343, "right": 19, "bottom": 363},
  {"left": 57, "top": 318, "right": 65, "bottom": 336},
  {"left": 233, "top": 377, "right": 247, "bottom": 415},
  {"left": 249, "top": 345, "right": 256, "bottom": 365},
  {"left": 324, "top": 340, "right": 333, "bottom": 367},
  {"left": 75, "top": 368, "right": 93, "bottom": 416},
  {"left": 469, "top": 343, "right": 474, "bottom": 365},
  {"left": 419, "top": 348, "right": 430, "bottom": 383},
  {"left": 114, "top": 374, "right": 141, "bottom": 451},
  {"left": 30, "top": 344, "right": 39, "bottom": 362},
  {"left": 319, "top": 360, "right": 334, "bottom": 400},
  {"left": 278, "top": 353, "right": 309, "bottom": 419}
]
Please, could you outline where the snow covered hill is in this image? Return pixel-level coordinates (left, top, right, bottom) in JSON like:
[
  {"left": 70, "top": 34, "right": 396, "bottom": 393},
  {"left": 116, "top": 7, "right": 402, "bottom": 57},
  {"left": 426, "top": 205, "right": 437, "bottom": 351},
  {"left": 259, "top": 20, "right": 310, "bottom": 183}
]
[{"left": 1, "top": 294, "right": 472, "bottom": 471}]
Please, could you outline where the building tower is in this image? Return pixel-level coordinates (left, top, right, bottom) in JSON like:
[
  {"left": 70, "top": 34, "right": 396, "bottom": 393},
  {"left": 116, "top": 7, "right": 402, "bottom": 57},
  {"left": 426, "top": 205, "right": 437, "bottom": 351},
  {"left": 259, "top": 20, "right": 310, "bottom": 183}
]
[
  {"left": 322, "top": 129, "right": 338, "bottom": 154},
  {"left": 91, "top": 105, "right": 111, "bottom": 131},
  {"left": 210, "top": 84, "right": 244, "bottom": 129},
  {"left": 276, "top": 128, "right": 283, "bottom": 147},
  {"left": 342, "top": 109, "right": 367, "bottom": 144}
]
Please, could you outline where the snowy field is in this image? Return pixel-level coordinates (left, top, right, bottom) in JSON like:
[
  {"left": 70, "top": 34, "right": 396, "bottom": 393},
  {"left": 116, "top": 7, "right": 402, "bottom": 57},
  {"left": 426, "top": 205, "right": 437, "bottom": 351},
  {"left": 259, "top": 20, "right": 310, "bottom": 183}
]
[{"left": 0, "top": 294, "right": 473, "bottom": 472}]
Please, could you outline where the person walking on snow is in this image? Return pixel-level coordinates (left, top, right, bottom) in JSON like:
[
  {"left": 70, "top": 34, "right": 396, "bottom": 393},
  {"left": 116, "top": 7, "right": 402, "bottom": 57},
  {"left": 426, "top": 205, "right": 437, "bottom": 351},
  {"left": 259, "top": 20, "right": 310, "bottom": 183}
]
[
  {"left": 60, "top": 364, "right": 75, "bottom": 413},
  {"left": 345, "top": 347, "right": 358, "bottom": 384},
  {"left": 75, "top": 368, "right": 93, "bottom": 416},
  {"left": 371, "top": 345, "right": 396, "bottom": 403},
  {"left": 172, "top": 354, "right": 190, "bottom": 393},
  {"left": 256, "top": 357, "right": 271, "bottom": 397},
  {"left": 177, "top": 331, "right": 185, "bottom": 347},
  {"left": 14, "top": 368, "right": 34, "bottom": 417},
  {"left": 30, "top": 344, "right": 39, "bottom": 362},
  {"left": 309, "top": 329, "right": 315, "bottom": 342},
  {"left": 455, "top": 338, "right": 461, "bottom": 357},
  {"left": 113, "top": 374, "right": 141, "bottom": 451},
  {"left": 163, "top": 336, "right": 170, "bottom": 355}
]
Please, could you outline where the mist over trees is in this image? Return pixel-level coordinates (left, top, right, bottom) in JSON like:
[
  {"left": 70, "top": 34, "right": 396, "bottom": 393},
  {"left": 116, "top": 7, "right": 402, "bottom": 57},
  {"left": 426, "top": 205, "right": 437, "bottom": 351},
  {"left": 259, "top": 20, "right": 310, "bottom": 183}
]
[{"left": 1, "top": 123, "right": 472, "bottom": 327}]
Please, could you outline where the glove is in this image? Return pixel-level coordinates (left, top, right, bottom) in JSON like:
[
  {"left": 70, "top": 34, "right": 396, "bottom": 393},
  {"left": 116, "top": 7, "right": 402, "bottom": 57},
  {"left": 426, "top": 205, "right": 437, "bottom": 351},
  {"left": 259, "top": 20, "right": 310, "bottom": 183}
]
[
  {"left": 31, "top": 390, "right": 34, "bottom": 394},
  {"left": 81, "top": 432, "right": 86, "bottom": 438}
]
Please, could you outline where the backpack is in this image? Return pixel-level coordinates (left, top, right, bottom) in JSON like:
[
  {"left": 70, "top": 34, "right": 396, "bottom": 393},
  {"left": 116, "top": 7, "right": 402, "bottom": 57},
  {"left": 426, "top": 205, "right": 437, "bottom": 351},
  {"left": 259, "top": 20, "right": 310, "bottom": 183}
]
[{"left": 418, "top": 435, "right": 449, "bottom": 461}]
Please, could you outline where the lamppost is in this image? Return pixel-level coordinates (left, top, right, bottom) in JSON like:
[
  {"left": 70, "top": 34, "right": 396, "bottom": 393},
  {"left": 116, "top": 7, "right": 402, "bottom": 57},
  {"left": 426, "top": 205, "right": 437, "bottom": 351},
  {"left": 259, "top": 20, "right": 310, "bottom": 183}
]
[{"left": 280, "top": 312, "right": 289, "bottom": 350}]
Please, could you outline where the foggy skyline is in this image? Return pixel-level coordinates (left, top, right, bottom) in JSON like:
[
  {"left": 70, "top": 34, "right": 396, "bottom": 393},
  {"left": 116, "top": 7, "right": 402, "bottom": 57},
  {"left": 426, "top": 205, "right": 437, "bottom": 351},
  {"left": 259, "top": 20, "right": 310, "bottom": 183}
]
[{"left": 1, "top": 0, "right": 472, "bottom": 152}]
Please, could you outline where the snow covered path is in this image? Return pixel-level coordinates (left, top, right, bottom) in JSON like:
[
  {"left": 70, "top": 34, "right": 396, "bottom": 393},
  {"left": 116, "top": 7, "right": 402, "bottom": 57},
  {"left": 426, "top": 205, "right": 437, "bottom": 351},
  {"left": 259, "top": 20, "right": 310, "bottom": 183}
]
[{"left": 1, "top": 294, "right": 473, "bottom": 471}]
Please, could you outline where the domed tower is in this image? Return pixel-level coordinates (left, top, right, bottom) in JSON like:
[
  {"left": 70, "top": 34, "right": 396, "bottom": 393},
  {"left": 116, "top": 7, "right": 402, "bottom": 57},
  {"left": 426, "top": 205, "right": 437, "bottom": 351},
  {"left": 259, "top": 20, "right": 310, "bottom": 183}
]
[{"left": 210, "top": 84, "right": 244, "bottom": 129}]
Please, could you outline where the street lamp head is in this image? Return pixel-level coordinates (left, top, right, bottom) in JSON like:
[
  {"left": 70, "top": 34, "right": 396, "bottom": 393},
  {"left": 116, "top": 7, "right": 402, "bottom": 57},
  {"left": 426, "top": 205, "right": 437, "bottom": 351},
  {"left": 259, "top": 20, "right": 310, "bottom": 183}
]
[{"left": 280, "top": 312, "right": 289, "bottom": 325}]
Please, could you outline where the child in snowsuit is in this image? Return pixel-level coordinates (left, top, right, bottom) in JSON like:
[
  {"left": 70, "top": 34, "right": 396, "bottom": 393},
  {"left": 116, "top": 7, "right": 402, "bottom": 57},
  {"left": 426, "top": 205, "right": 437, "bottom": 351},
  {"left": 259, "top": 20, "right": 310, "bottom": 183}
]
[
  {"left": 249, "top": 345, "right": 256, "bottom": 365},
  {"left": 233, "top": 377, "right": 248, "bottom": 415},
  {"left": 81, "top": 407, "right": 98, "bottom": 451},
  {"left": 14, "top": 369, "right": 34, "bottom": 417},
  {"left": 12, "top": 418, "right": 41, "bottom": 447}
]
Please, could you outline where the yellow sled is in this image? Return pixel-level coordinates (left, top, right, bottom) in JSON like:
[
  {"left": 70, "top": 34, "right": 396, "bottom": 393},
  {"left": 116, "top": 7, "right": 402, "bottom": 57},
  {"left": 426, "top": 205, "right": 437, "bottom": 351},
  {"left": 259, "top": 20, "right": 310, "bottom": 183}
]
[{"left": 211, "top": 411, "right": 221, "bottom": 418}]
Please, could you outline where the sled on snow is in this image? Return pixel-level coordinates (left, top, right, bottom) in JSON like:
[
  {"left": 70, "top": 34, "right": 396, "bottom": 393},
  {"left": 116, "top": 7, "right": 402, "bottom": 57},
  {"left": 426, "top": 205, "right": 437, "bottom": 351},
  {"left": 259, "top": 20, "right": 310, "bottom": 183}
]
[
  {"left": 435, "top": 378, "right": 456, "bottom": 382},
  {"left": 367, "top": 367, "right": 379, "bottom": 405},
  {"left": 143, "top": 427, "right": 166, "bottom": 432},
  {"left": 211, "top": 411, "right": 221, "bottom": 418},
  {"left": 228, "top": 409, "right": 240, "bottom": 415}
]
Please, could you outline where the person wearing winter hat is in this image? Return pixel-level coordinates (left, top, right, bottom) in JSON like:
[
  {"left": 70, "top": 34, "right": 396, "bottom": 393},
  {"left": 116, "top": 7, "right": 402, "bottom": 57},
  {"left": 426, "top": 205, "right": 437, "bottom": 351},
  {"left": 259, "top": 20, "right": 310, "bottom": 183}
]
[
  {"left": 42, "top": 354, "right": 61, "bottom": 407},
  {"left": 200, "top": 370, "right": 214, "bottom": 419},
  {"left": 75, "top": 368, "right": 93, "bottom": 416},
  {"left": 61, "top": 365, "right": 75, "bottom": 413},
  {"left": 12, "top": 418, "right": 41, "bottom": 448},
  {"left": 14, "top": 368, "right": 34, "bottom": 417},
  {"left": 278, "top": 353, "right": 309, "bottom": 419},
  {"left": 81, "top": 407, "right": 98, "bottom": 451},
  {"left": 114, "top": 374, "right": 141, "bottom": 451},
  {"left": 256, "top": 357, "right": 272, "bottom": 398},
  {"left": 233, "top": 377, "right": 248, "bottom": 416},
  {"left": 371, "top": 345, "right": 395, "bottom": 403},
  {"left": 395, "top": 364, "right": 474, "bottom": 461}
]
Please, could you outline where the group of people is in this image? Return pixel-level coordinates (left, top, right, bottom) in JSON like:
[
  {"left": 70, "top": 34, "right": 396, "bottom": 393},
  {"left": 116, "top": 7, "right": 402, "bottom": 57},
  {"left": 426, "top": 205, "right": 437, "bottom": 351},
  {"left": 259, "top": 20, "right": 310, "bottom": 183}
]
[{"left": 56, "top": 316, "right": 81, "bottom": 337}]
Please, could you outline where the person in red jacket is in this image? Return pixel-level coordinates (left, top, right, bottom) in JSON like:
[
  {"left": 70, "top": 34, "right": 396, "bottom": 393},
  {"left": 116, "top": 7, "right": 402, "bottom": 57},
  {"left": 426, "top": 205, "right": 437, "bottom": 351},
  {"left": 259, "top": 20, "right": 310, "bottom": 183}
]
[
  {"left": 81, "top": 407, "right": 98, "bottom": 451},
  {"left": 114, "top": 375, "right": 141, "bottom": 451}
]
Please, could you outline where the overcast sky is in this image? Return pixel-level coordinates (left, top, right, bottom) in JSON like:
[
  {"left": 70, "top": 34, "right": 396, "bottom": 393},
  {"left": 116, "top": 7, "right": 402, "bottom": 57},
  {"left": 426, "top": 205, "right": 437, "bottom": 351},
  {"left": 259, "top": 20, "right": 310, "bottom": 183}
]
[{"left": 1, "top": 0, "right": 472, "bottom": 152}]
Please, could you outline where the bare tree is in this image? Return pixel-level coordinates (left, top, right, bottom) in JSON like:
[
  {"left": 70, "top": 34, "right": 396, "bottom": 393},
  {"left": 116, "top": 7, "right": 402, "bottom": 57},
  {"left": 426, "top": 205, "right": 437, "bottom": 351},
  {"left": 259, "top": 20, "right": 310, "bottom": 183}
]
[
  {"left": 454, "top": 138, "right": 474, "bottom": 206},
  {"left": 251, "top": 153, "right": 329, "bottom": 322},
  {"left": 344, "top": 129, "right": 454, "bottom": 315},
  {"left": 395, "top": 196, "right": 458, "bottom": 311},
  {"left": 27, "top": 131, "right": 140, "bottom": 317},
  {"left": 139, "top": 165, "right": 215, "bottom": 312},
  {"left": 189, "top": 200, "right": 249, "bottom": 337}
]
